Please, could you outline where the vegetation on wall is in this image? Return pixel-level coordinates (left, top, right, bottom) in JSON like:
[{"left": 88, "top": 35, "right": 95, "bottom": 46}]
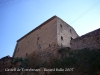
[
  {"left": 27, "top": 48, "right": 100, "bottom": 75},
  {"left": 12, "top": 57, "right": 29, "bottom": 68},
  {"left": 1, "top": 48, "right": 100, "bottom": 75},
  {"left": 51, "top": 48, "right": 100, "bottom": 75},
  {"left": 27, "top": 50, "right": 42, "bottom": 69}
]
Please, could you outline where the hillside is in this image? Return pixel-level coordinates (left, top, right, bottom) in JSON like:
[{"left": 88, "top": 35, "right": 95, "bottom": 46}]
[{"left": 0, "top": 48, "right": 100, "bottom": 75}]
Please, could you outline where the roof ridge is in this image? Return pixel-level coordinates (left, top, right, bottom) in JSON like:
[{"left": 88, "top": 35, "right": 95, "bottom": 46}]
[{"left": 17, "top": 15, "right": 57, "bottom": 42}]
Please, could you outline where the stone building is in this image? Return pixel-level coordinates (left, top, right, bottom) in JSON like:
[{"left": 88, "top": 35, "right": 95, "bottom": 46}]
[
  {"left": 13, "top": 16, "right": 79, "bottom": 58},
  {"left": 13, "top": 15, "right": 100, "bottom": 58}
]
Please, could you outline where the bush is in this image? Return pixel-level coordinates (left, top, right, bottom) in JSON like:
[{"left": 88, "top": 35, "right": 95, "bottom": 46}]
[
  {"left": 49, "top": 48, "right": 100, "bottom": 75},
  {"left": 26, "top": 48, "right": 100, "bottom": 75}
]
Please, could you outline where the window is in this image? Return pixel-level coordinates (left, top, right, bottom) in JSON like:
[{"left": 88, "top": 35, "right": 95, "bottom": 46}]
[
  {"left": 61, "top": 36, "right": 63, "bottom": 40},
  {"left": 26, "top": 53, "right": 28, "bottom": 56},
  {"left": 37, "top": 37, "right": 39, "bottom": 40},
  {"left": 71, "top": 37, "right": 73, "bottom": 40},
  {"left": 60, "top": 24, "right": 62, "bottom": 32},
  {"left": 60, "top": 24, "right": 62, "bottom": 28},
  {"left": 70, "top": 29, "right": 72, "bottom": 33}
]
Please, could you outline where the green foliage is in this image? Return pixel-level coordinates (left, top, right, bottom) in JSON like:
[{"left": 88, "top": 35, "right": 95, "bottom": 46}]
[
  {"left": 12, "top": 57, "right": 29, "bottom": 68},
  {"left": 26, "top": 48, "right": 100, "bottom": 75},
  {"left": 27, "top": 52, "right": 42, "bottom": 69},
  {"left": 12, "top": 57, "right": 21, "bottom": 64},
  {"left": 49, "top": 48, "right": 100, "bottom": 75},
  {"left": 21, "top": 58, "right": 29, "bottom": 68}
]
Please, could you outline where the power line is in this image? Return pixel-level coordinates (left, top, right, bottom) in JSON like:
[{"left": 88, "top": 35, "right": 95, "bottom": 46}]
[
  {"left": 70, "top": 1, "right": 100, "bottom": 25},
  {"left": 0, "top": 0, "right": 29, "bottom": 8}
]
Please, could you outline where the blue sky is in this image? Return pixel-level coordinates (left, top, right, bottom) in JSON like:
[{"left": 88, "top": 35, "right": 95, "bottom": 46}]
[{"left": 0, "top": 0, "right": 100, "bottom": 58}]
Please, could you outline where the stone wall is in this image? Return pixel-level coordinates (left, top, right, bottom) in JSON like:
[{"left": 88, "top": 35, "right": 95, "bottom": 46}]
[
  {"left": 27, "top": 42, "right": 58, "bottom": 61},
  {"left": 13, "top": 16, "right": 79, "bottom": 58},
  {"left": 71, "top": 28, "right": 100, "bottom": 50},
  {"left": 57, "top": 17, "right": 79, "bottom": 47},
  {"left": 0, "top": 56, "right": 50, "bottom": 75},
  {"left": 13, "top": 16, "right": 57, "bottom": 58}
]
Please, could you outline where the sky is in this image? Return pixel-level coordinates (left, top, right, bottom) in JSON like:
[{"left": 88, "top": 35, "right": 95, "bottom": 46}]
[{"left": 0, "top": 0, "right": 100, "bottom": 58}]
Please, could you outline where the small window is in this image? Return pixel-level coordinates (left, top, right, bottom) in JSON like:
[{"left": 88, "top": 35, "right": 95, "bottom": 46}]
[
  {"left": 37, "top": 37, "right": 39, "bottom": 40},
  {"left": 61, "top": 36, "right": 63, "bottom": 40},
  {"left": 70, "top": 29, "right": 72, "bottom": 33},
  {"left": 26, "top": 53, "right": 28, "bottom": 56},
  {"left": 60, "top": 24, "right": 62, "bottom": 28},
  {"left": 71, "top": 37, "right": 73, "bottom": 40}
]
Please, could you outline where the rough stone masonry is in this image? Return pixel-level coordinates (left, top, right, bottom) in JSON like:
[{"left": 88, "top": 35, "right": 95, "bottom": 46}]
[{"left": 13, "top": 15, "right": 100, "bottom": 58}]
